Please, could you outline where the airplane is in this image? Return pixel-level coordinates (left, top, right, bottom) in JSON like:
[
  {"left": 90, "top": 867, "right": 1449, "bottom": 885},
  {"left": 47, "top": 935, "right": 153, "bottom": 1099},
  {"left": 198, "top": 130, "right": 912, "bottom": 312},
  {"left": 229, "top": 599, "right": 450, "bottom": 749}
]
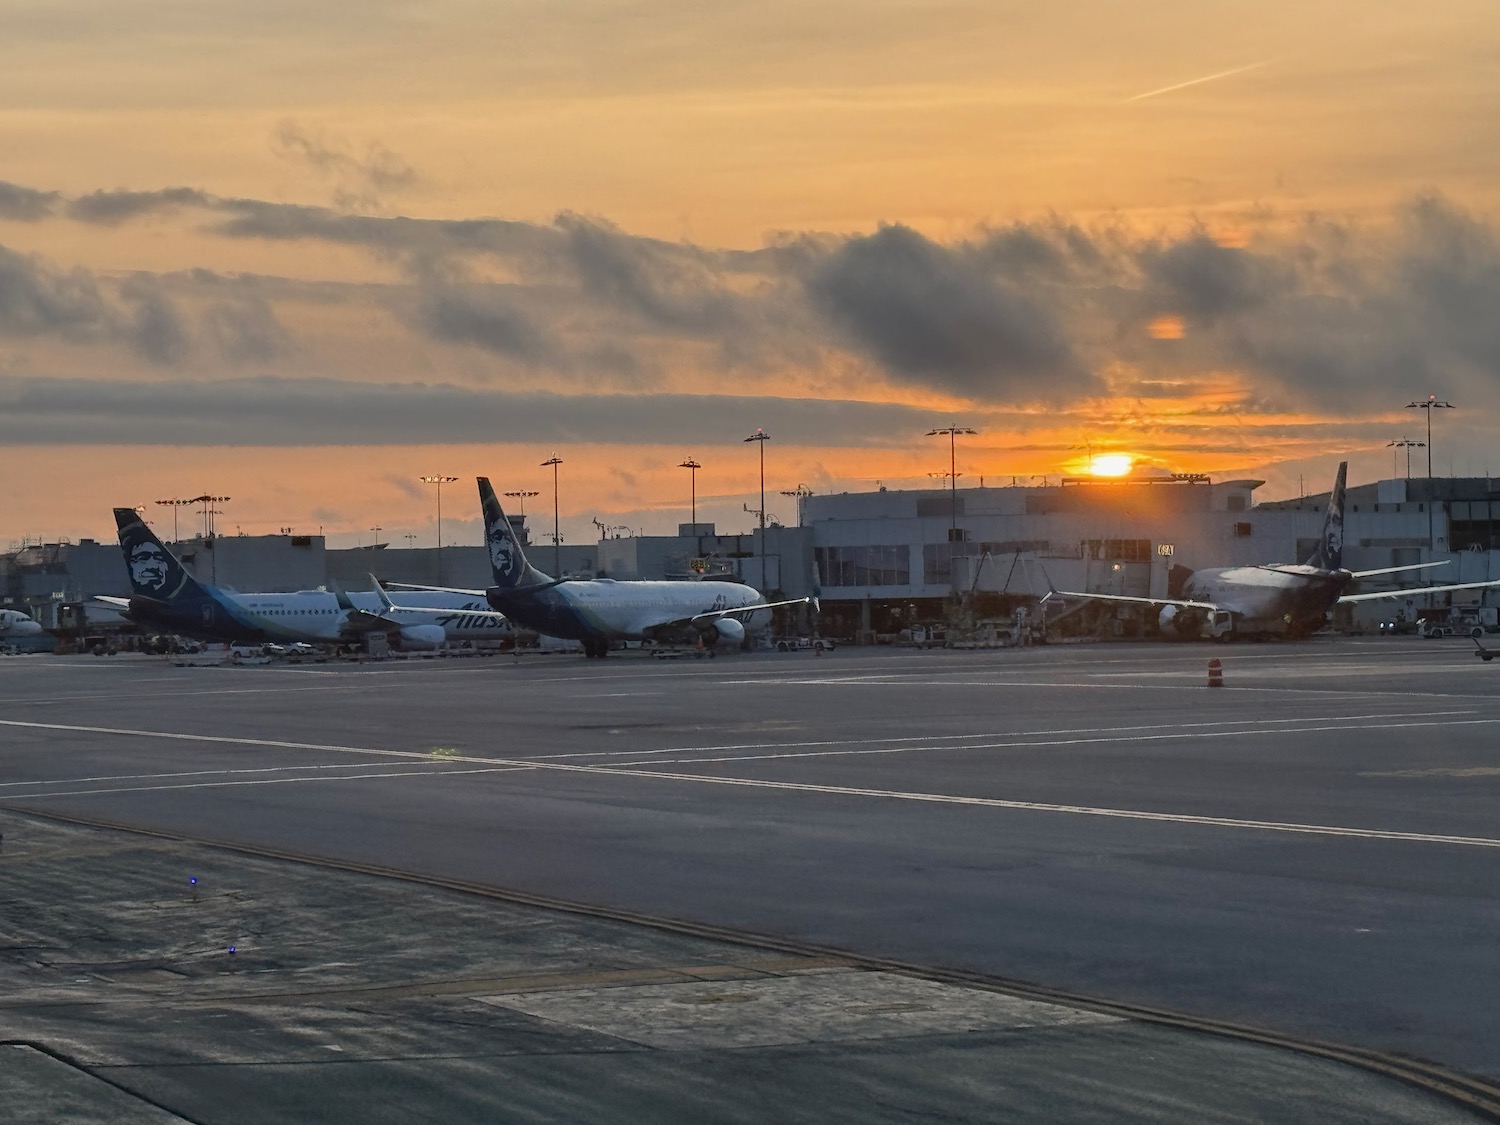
[
  {"left": 1042, "top": 461, "right": 1500, "bottom": 640},
  {"left": 1, "top": 608, "right": 46, "bottom": 641},
  {"left": 95, "top": 508, "right": 518, "bottom": 650},
  {"left": 393, "top": 477, "right": 816, "bottom": 658}
]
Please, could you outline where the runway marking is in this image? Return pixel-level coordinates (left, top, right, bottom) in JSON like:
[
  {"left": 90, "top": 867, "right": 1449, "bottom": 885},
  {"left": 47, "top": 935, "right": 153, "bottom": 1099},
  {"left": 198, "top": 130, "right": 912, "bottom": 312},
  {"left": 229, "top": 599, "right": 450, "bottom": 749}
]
[
  {"left": 0, "top": 684, "right": 392, "bottom": 706},
  {"left": 0, "top": 760, "right": 466, "bottom": 789},
  {"left": 6, "top": 718, "right": 1500, "bottom": 850},
  {"left": 519, "top": 711, "right": 1475, "bottom": 761},
  {"left": 0, "top": 765, "right": 528, "bottom": 798},
  {"left": 633, "top": 717, "right": 1500, "bottom": 765},
  {"left": 719, "top": 677, "right": 1500, "bottom": 700}
]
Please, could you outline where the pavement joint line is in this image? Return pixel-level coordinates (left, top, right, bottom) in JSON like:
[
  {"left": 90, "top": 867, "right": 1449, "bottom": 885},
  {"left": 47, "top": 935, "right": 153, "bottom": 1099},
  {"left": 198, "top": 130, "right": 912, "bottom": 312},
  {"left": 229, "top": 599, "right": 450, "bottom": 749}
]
[
  {"left": 625, "top": 717, "right": 1500, "bottom": 766},
  {"left": 0, "top": 760, "right": 481, "bottom": 790},
  {"left": 1, "top": 766, "right": 532, "bottom": 800},
  {"left": 8, "top": 805, "right": 1500, "bottom": 1122},
  {"left": 2, "top": 710, "right": 1452, "bottom": 789},
  {"left": 722, "top": 678, "right": 1500, "bottom": 699},
  {"left": 7, "top": 717, "right": 1500, "bottom": 849},
  {"left": 519, "top": 710, "right": 1475, "bottom": 760}
]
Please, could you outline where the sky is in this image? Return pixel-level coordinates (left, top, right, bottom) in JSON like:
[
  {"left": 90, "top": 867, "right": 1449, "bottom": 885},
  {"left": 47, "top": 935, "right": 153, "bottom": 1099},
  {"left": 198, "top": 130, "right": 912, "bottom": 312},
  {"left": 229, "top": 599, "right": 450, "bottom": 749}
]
[{"left": 4, "top": 1, "right": 1500, "bottom": 548}]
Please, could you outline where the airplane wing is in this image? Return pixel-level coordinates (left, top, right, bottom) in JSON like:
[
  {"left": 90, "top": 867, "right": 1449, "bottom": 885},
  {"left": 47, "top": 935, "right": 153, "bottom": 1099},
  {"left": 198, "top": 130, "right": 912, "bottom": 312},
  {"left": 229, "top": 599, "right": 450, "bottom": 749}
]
[
  {"left": 688, "top": 594, "right": 819, "bottom": 626},
  {"left": 1338, "top": 580, "right": 1500, "bottom": 604},
  {"left": 625, "top": 594, "right": 818, "bottom": 639},
  {"left": 90, "top": 595, "right": 133, "bottom": 610},
  {"left": 326, "top": 583, "right": 405, "bottom": 635},
  {"left": 1350, "top": 562, "right": 1448, "bottom": 578},
  {"left": 382, "top": 581, "right": 486, "bottom": 596},
  {"left": 1040, "top": 590, "right": 1221, "bottom": 612},
  {"left": 340, "top": 608, "right": 406, "bottom": 634}
]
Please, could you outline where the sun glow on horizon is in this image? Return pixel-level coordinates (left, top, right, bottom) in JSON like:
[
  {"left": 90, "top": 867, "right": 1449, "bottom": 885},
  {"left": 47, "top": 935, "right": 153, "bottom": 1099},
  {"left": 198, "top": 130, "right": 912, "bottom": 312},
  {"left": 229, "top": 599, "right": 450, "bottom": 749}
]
[{"left": 1089, "top": 453, "right": 1135, "bottom": 477}]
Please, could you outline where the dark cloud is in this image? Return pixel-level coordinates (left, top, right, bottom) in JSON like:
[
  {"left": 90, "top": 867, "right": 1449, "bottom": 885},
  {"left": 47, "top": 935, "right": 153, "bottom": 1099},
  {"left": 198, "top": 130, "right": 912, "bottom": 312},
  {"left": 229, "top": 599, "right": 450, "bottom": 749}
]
[
  {"left": 0, "top": 245, "right": 113, "bottom": 342},
  {"left": 0, "top": 181, "right": 60, "bottom": 222},
  {"left": 209, "top": 198, "right": 562, "bottom": 264},
  {"left": 66, "top": 187, "right": 212, "bottom": 226},
  {"left": 415, "top": 284, "right": 561, "bottom": 366},
  {"left": 805, "top": 224, "right": 1097, "bottom": 400},
  {"left": 272, "top": 120, "right": 417, "bottom": 213},
  {"left": 556, "top": 212, "right": 743, "bottom": 336},
  {"left": 120, "top": 278, "right": 190, "bottom": 364},
  {"left": 1138, "top": 234, "right": 1286, "bottom": 323},
  {"left": 10, "top": 175, "right": 1500, "bottom": 422},
  {"left": 0, "top": 375, "right": 937, "bottom": 448},
  {"left": 204, "top": 297, "right": 293, "bottom": 363}
]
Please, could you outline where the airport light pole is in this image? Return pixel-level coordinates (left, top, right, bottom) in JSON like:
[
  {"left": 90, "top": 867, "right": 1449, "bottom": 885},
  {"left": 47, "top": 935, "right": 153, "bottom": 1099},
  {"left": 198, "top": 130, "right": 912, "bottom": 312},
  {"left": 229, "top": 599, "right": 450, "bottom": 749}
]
[
  {"left": 419, "top": 475, "right": 459, "bottom": 584},
  {"left": 927, "top": 426, "right": 977, "bottom": 543},
  {"left": 154, "top": 498, "right": 195, "bottom": 543},
  {"left": 1387, "top": 438, "right": 1424, "bottom": 481},
  {"left": 1407, "top": 396, "right": 1455, "bottom": 552},
  {"left": 542, "top": 455, "right": 564, "bottom": 576},
  {"left": 189, "top": 495, "right": 230, "bottom": 539},
  {"left": 504, "top": 490, "right": 540, "bottom": 517},
  {"left": 743, "top": 430, "right": 770, "bottom": 586},
  {"left": 780, "top": 484, "right": 812, "bottom": 527},
  {"left": 679, "top": 458, "right": 702, "bottom": 527}
]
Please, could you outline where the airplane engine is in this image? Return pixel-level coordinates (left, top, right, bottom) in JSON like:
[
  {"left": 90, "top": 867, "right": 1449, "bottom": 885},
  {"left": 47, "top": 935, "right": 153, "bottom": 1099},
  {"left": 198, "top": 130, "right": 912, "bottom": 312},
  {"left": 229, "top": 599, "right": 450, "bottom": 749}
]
[
  {"left": 704, "top": 617, "right": 746, "bottom": 648},
  {"left": 1158, "top": 605, "right": 1201, "bottom": 638},
  {"left": 397, "top": 624, "right": 446, "bottom": 651}
]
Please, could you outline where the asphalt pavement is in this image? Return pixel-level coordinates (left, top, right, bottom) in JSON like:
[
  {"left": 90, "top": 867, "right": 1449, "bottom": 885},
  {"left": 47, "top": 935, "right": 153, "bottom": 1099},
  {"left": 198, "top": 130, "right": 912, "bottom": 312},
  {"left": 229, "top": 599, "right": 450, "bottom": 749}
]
[{"left": 4, "top": 637, "right": 1500, "bottom": 1119}]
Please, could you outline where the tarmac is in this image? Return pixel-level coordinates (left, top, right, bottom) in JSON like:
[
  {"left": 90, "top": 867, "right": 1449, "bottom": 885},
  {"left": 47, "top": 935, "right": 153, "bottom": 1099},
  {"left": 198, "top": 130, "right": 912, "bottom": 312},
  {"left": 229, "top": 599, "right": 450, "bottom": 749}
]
[{"left": 4, "top": 638, "right": 1500, "bottom": 1121}]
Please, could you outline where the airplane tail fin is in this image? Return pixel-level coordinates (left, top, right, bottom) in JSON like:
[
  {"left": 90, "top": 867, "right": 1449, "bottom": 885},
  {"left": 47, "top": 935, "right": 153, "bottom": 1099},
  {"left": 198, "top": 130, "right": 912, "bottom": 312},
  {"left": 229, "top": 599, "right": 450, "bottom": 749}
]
[
  {"left": 478, "top": 477, "right": 553, "bottom": 588},
  {"left": 1305, "top": 461, "right": 1347, "bottom": 570},
  {"left": 113, "top": 508, "right": 208, "bottom": 602}
]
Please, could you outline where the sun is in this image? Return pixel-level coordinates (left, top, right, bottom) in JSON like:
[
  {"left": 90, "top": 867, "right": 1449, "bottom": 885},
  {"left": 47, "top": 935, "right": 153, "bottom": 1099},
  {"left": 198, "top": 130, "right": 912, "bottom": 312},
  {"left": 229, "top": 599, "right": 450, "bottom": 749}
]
[{"left": 1089, "top": 453, "right": 1134, "bottom": 477}]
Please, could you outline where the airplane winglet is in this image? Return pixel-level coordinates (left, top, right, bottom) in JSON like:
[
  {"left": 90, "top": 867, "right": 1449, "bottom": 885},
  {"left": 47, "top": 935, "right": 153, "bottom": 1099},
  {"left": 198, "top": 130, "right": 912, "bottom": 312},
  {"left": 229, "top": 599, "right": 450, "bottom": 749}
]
[{"left": 367, "top": 574, "right": 396, "bottom": 612}]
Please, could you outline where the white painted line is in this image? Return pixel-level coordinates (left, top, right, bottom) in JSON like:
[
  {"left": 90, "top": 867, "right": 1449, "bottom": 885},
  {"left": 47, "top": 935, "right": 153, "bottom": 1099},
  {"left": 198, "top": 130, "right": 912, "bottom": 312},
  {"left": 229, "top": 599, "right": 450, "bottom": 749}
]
[
  {"left": 631, "top": 717, "right": 1500, "bottom": 765},
  {"left": 5, "top": 717, "right": 1500, "bottom": 850},
  {"left": 520, "top": 711, "right": 1475, "bottom": 761},
  {"left": 3, "top": 766, "right": 528, "bottom": 799},
  {"left": 0, "top": 760, "right": 462, "bottom": 790}
]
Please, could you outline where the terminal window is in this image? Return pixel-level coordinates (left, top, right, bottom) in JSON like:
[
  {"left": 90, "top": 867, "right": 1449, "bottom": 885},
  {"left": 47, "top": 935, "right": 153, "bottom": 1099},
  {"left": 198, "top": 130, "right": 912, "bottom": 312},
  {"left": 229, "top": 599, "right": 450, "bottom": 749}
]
[
  {"left": 815, "top": 545, "right": 911, "bottom": 587},
  {"left": 1450, "top": 502, "right": 1495, "bottom": 551},
  {"left": 1083, "top": 538, "right": 1151, "bottom": 562}
]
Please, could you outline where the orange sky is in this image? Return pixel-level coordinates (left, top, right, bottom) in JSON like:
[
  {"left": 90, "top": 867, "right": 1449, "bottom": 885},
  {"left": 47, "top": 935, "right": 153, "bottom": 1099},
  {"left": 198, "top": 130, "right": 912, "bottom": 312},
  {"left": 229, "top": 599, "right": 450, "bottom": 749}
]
[{"left": 4, "top": 1, "right": 1500, "bottom": 546}]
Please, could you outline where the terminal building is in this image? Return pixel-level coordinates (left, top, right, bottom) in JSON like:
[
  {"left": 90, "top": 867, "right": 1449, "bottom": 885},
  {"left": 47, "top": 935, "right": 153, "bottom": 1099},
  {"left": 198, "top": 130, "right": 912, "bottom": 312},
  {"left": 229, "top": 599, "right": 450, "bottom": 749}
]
[{"left": 6, "top": 471, "right": 1498, "bottom": 644}]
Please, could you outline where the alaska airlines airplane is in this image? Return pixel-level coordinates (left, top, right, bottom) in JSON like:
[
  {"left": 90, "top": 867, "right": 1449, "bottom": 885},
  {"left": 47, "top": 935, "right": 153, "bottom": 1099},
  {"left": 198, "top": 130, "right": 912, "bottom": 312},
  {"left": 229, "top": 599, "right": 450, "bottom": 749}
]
[
  {"left": 400, "top": 477, "right": 815, "bottom": 658},
  {"left": 1, "top": 608, "right": 46, "bottom": 641},
  {"left": 1045, "top": 462, "right": 1500, "bottom": 639},
  {"left": 96, "top": 508, "right": 516, "bottom": 650}
]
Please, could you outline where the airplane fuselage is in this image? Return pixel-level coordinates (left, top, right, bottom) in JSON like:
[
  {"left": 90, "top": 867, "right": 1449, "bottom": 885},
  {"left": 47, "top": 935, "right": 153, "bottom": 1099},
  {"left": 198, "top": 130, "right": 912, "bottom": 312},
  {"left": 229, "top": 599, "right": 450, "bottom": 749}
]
[
  {"left": 1183, "top": 565, "right": 1353, "bottom": 637},
  {"left": 1, "top": 609, "right": 44, "bottom": 638},
  {"left": 486, "top": 578, "right": 770, "bottom": 644},
  {"left": 125, "top": 588, "right": 512, "bottom": 646}
]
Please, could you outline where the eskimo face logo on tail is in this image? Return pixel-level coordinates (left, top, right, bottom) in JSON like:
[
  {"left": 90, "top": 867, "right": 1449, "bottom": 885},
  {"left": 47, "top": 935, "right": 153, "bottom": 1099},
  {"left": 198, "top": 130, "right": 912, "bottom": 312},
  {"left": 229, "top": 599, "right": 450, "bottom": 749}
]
[
  {"left": 126, "top": 538, "right": 178, "bottom": 596},
  {"left": 1324, "top": 513, "right": 1344, "bottom": 569},
  {"left": 488, "top": 521, "right": 520, "bottom": 583}
]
